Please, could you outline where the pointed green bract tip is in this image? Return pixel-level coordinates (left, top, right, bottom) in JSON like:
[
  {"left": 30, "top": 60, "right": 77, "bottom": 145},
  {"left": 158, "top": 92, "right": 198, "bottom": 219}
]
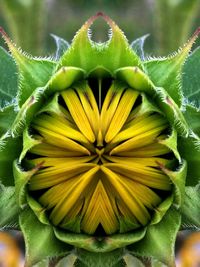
[{"left": 58, "top": 13, "right": 143, "bottom": 73}]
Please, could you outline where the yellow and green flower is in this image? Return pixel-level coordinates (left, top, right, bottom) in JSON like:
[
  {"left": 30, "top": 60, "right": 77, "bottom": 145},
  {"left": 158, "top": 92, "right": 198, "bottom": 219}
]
[{"left": 0, "top": 13, "right": 200, "bottom": 267}]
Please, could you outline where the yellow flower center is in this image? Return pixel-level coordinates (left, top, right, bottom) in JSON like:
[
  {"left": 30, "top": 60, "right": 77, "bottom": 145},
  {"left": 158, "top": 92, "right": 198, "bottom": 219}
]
[{"left": 27, "top": 80, "right": 172, "bottom": 235}]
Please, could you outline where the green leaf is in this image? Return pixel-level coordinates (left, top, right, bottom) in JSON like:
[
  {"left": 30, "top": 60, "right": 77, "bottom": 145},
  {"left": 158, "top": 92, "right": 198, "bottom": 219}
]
[
  {"left": 127, "top": 208, "right": 181, "bottom": 267},
  {"left": 0, "top": 186, "right": 19, "bottom": 228},
  {"left": 51, "top": 34, "right": 70, "bottom": 60},
  {"left": 20, "top": 208, "right": 72, "bottom": 267},
  {"left": 131, "top": 34, "right": 149, "bottom": 61},
  {"left": 181, "top": 185, "right": 200, "bottom": 229},
  {"left": 183, "top": 104, "right": 200, "bottom": 137},
  {"left": 182, "top": 47, "right": 200, "bottom": 107},
  {"left": 0, "top": 104, "right": 17, "bottom": 137},
  {"left": 178, "top": 135, "right": 200, "bottom": 186},
  {"left": 59, "top": 13, "right": 143, "bottom": 74},
  {"left": 0, "top": 47, "right": 18, "bottom": 107},
  {"left": 0, "top": 136, "right": 22, "bottom": 186}
]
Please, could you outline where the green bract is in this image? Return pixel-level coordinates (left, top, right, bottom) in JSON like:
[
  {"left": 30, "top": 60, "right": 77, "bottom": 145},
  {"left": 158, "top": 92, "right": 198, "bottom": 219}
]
[{"left": 0, "top": 13, "right": 200, "bottom": 267}]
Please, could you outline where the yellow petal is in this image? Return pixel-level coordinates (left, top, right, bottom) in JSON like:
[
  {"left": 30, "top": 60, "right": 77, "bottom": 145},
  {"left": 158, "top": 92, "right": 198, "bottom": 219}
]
[
  {"left": 110, "top": 124, "right": 167, "bottom": 154},
  {"left": 105, "top": 89, "right": 139, "bottom": 142},
  {"left": 30, "top": 156, "right": 96, "bottom": 167},
  {"left": 50, "top": 166, "right": 99, "bottom": 225},
  {"left": 34, "top": 114, "right": 89, "bottom": 144},
  {"left": 104, "top": 163, "right": 171, "bottom": 190},
  {"left": 76, "top": 85, "right": 100, "bottom": 138},
  {"left": 111, "top": 114, "right": 167, "bottom": 144},
  {"left": 82, "top": 180, "right": 118, "bottom": 234},
  {"left": 100, "top": 83, "right": 124, "bottom": 137},
  {"left": 30, "top": 143, "right": 85, "bottom": 157},
  {"left": 29, "top": 163, "right": 96, "bottom": 190},
  {"left": 101, "top": 166, "right": 150, "bottom": 225},
  {"left": 33, "top": 125, "right": 90, "bottom": 155},
  {"left": 61, "top": 89, "right": 95, "bottom": 142},
  {"left": 104, "top": 155, "right": 170, "bottom": 167},
  {"left": 116, "top": 142, "right": 170, "bottom": 157}
]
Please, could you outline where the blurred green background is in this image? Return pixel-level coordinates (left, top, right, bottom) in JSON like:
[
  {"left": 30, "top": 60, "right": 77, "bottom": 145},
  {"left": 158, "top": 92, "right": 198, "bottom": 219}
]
[{"left": 0, "top": 0, "right": 200, "bottom": 56}]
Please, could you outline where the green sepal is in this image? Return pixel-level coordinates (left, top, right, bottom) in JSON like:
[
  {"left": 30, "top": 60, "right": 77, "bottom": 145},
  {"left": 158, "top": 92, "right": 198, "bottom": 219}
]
[
  {"left": 159, "top": 129, "right": 181, "bottom": 162},
  {"left": 0, "top": 185, "right": 19, "bottom": 228},
  {"left": 127, "top": 208, "right": 181, "bottom": 267},
  {"left": 155, "top": 87, "right": 189, "bottom": 137},
  {"left": 0, "top": 136, "right": 22, "bottom": 186},
  {"left": 144, "top": 31, "right": 199, "bottom": 106},
  {"left": 178, "top": 135, "right": 200, "bottom": 186},
  {"left": 19, "top": 127, "right": 41, "bottom": 162},
  {"left": 54, "top": 227, "right": 146, "bottom": 253},
  {"left": 151, "top": 195, "right": 173, "bottom": 225},
  {"left": 11, "top": 87, "right": 44, "bottom": 136},
  {"left": 20, "top": 207, "right": 72, "bottom": 267},
  {"left": 0, "top": 104, "right": 17, "bottom": 137},
  {"left": 114, "top": 67, "right": 154, "bottom": 94},
  {"left": 131, "top": 34, "right": 149, "bottom": 61},
  {"left": 0, "top": 46, "right": 18, "bottom": 107},
  {"left": 74, "top": 248, "right": 125, "bottom": 267},
  {"left": 37, "top": 93, "right": 63, "bottom": 116},
  {"left": 182, "top": 46, "right": 200, "bottom": 107},
  {"left": 160, "top": 160, "right": 187, "bottom": 207},
  {"left": 59, "top": 13, "right": 143, "bottom": 74},
  {"left": 47, "top": 66, "right": 85, "bottom": 93},
  {"left": 181, "top": 185, "right": 200, "bottom": 228},
  {"left": 27, "top": 194, "right": 49, "bottom": 225},
  {"left": 136, "top": 93, "right": 162, "bottom": 116},
  {"left": 13, "top": 160, "right": 39, "bottom": 207},
  {"left": 51, "top": 34, "right": 70, "bottom": 60},
  {"left": 183, "top": 104, "right": 200, "bottom": 137}
]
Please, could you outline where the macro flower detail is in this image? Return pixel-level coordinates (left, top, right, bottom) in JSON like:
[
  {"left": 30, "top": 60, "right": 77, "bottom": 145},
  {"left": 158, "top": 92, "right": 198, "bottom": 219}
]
[
  {"left": 26, "top": 83, "right": 172, "bottom": 235},
  {"left": 0, "top": 13, "right": 200, "bottom": 267}
]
